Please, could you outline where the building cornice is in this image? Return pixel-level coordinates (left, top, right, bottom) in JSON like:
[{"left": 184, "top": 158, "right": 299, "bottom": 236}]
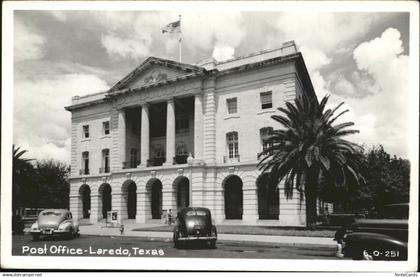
[{"left": 65, "top": 51, "right": 315, "bottom": 112}]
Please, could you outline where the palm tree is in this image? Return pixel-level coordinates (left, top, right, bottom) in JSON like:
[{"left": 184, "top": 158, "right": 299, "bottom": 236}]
[
  {"left": 258, "top": 94, "right": 366, "bottom": 228},
  {"left": 12, "top": 145, "right": 33, "bottom": 214}
]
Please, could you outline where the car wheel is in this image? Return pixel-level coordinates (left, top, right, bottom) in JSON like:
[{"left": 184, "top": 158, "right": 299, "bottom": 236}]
[
  {"left": 209, "top": 239, "right": 216, "bottom": 249},
  {"left": 32, "top": 234, "right": 40, "bottom": 241},
  {"left": 173, "top": 230, "right": 181, "bottom": 249}
]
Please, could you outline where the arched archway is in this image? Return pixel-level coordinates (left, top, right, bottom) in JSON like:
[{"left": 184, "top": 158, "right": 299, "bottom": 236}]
[
  {"left": 146, "top": 178, "right": 162, "bottom": 219},
  {"left": 79, "top": 184, "right": 91, "bottom": 219},
  {"left": 257, "top": 173, "right": 279, "bottom": 219},
  {"left": 99, "top": 183, "right": 112, "bottom": 219},
  {"left": 122, "top": 180, "right": 137, "bottom": 219},
  {"left": 173, "top": 176, "right": 189, "bottom": 212},
  {"left": 223, "top": 175, "right": 243, "bottom": 219}
]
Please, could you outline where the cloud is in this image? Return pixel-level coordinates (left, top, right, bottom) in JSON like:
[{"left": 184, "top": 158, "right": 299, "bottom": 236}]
[
  {"left": 92, "top": 11, "right": 245, "bottom": 61},
  {"left": 14, "top": 19, "right": 45, "bottom": 62},
  {"left": 101, "top": 33, "right": 152, "bottom": 59},
  {"left": 49, "top": 11, "right": 67, "bottom": 22},
  {"left": 347, "top": 28, "right": 409, "bottom": 157},
  {"left": 212, "top": 44, "right": 235, "bottom": 61},
  {"left": 300, "top": 46, "right": 332, "bottom": 73},
  {"left": 14, "top": 74, "right": 109, "bottom": 162},
  {"left": 275, "top": 13, "right": 378, "bottom": 53}
]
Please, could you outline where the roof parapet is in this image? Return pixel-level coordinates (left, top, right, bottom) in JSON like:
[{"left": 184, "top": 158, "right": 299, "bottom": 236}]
[{"left": 281, "top": 40, "right": 298, "bottom": 56}]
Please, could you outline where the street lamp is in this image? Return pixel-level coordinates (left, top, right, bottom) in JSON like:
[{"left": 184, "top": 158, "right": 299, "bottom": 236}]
[{"left": 187, "top": 153, "right": 194, "bottom": 207}]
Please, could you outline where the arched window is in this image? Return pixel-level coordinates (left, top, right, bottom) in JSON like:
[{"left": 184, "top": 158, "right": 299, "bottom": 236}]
[{"left": 226, "top": 132, "right": 239, "bottom": 159}]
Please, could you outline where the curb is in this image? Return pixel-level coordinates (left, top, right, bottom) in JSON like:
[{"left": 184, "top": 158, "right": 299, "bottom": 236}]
[{"left": 79, "top": 232, "right": 336, "bottom": 247}]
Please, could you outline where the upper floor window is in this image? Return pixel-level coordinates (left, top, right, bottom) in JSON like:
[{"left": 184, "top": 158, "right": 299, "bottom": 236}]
[
  {"left": 226, "top": 131, "right": 239, "bottom": 159},
  {"left": 226, "top": 97, "right": 238, "bottom": 114},
  {"left": 82, "top": 125, "right": 90, "bottom": 138},
  {"left": 260, "top": 127, "right": 274, "bottom": 152},
  {"left": 82, "top": 151, "right": 89, "bottom": 175},
  {"left": 176, "top": 142, "right": 188, "bottom": 156},
  {"left": 102, "top": 149, "right": 110, "bottom": 173},
  {"left": 176, "top": 116, "right": 189, "bottom": 134},
  {"left": 132, "top": 122, "right": 139, "bottom": 135},
  {"left": 103, "top": 121, "right": 110, "bottom": 136},
  {"left": 260, "top": 91, "right": 273, "bottom": 110},
  {"left": 130, "top": 148, "right": 138, "bottom": 168},
  {"left": 154, "top": 145, "right": 165, "bottom": 158}
]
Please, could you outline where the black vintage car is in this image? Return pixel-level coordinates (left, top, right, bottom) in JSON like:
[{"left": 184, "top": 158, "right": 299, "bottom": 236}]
[
  {"left": 173, "top": 207, "right": 217, "bottom": 249},
  {"left": 341, "top": 203, "right": 409, "bottom": 260}
]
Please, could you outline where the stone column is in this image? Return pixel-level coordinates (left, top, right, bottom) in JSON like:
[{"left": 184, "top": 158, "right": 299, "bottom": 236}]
[
  {"left": 140, "top": 104, "right": 150, "bottom": 166},
  {"left": 203, "top": 79, "right": 217, "bottom": 165},
  {"left": 90, "top": 194, "right": 100, "bottom": 223},
  {"left": 242, "top": 185, "right": 258, "bottom": 224},
  {"left": 112, "top": 192, "right": 126, "bottom": 221},
  {"left": 136, "top": 189, "right": 147, "bottom": 223},
  {"left": 118, "top": 109, "right": 126, "bottom": 169},
  {"left": 165, "top": 98, "right": 176, "bottom": 166},
  {"left": 69, "top": 195, "right": 80, "bottom": 222},
  {"left": 193, "top": 93, "right": 204, "bottom": 160},
  {"left": 278, "top": 182, "right": 306, "bottom": 227}
]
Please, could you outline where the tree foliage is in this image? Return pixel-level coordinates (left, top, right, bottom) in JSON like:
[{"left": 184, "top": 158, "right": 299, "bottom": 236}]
[
  {"left": 12, "top": 145, "right": 70, "bottom": 211},
  {"left": 258, "top": 94, "right": 366, "bottom": 227}
]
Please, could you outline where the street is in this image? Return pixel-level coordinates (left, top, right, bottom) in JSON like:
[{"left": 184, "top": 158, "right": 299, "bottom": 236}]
[{"left": 12, "top": 234, "right": 338, "bottom": 259}]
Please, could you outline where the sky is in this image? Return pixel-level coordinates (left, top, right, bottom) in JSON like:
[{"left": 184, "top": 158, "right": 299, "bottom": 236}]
[{"left": 12, "top": 8, "right": 412, "bottom": 163}]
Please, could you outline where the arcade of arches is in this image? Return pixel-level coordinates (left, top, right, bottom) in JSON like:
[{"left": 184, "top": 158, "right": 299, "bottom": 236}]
[{"left": 74, "top": 173, "right": 301, "bottom": 224}]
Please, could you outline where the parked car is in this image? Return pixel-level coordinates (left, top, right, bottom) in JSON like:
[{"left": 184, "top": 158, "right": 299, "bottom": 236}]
[
  {"left": 30, "top": 209, "right": 79, "bottom": 240},
  {"left": 173, "top": 207, "right": 217, "bottom": 249},
  {"left": 339, "top": 203, "right": 409, "bottom": 260}
]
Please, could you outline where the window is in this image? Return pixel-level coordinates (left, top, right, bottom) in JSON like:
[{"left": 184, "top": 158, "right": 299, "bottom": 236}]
[
  {"left": 260, "top": 127, "right": 274, "bottom": 152},
  {"left": 226, "top": 132, "right": 239, "bottom": 159},
  {"left": 103, "top": 121, "right": 110, "bottom": 135},
  {"left": 82, "top": 151, "right": 89, "bottom": 174},
  {"left": 130, "top": 148, "right": 138, "bottom": 168},
  {"left": 260, "top": 91, "right": 273, "bottom": 109},
  {"left": 176, "top": 142, "right": 188, "bottom": 156},
  {"left": 102, "top": 149, "right": 110, "bottom": 173},
  {"left": 226, "top": 97, "right": 238, "bottom": 114},
  {"left": 176, "top": 116, "right": 189, "bottom": 134},
  {"left": 156, "top": 147, "right": 165, "bottom": 158},
  {"left": 132, "top": 123, "right": 138, "bottom": 135},
  {"left": 82, "top": 125, "right": 90, "bottom": 138}
]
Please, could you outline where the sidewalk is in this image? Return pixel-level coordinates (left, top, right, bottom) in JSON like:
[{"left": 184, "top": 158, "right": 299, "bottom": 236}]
[{"left": 78, "top": 222, "right": 336, "bottom": 247}]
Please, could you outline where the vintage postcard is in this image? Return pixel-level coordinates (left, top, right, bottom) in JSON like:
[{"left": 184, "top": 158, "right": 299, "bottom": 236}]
[{"left": 1, "top": 0, "right": 418, "bottom": 272}]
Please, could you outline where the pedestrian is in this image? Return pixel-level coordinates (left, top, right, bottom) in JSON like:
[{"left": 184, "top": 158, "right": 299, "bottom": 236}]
[
  {"left": 334, "top": 225, "right": 347, "bottom": 258},
  {"left": 168, "top": 209, "right": 172, "bottom": 225}
]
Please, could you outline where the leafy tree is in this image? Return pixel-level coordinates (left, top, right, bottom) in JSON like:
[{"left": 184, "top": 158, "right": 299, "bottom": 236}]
[
  {"left": 12, "top": 145, "right": 34, "bottom": 214},
  {"left": 360, "top": 146, "right": 410, "bottom": 213},
  {"left": 258, "top": 94, "right": 366, "bottom": 228},
  {"left": 21, "top": 160, "right": 70, "bottom": 209}
]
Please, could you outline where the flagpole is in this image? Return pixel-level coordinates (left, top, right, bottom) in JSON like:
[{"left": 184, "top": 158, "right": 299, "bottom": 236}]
[{"left": 178, "top": 14, "right": 182, "bottom": 63}]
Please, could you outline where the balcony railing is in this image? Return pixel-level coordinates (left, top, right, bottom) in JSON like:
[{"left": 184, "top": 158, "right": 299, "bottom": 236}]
[
  {"left": 223, "top": 155, "right": 240, "bottom": 163},
  {"left": 79, "top": 169, "right": 90, "bottom": 175},
  {"left": 122, "top": 161, "right": 140, "bottom": 169},
  {"left": 99, "top": 167, "right": 110, "bottom": 173},
  {"left": 147, "top": 157, "right": 166, "bottom": 167},
  {"left": 173, "top": 155, "right": 188, "bottom": 165}
]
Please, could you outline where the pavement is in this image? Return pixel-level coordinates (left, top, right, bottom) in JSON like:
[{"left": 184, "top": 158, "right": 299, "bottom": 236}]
[{"left": 73, "top": 222, "right": 337, "bottom": 247}]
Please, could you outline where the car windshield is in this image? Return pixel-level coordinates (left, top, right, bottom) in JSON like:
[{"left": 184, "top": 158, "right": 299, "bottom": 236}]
[
  {"left": 185, "top": 210, "right": 207, "bottom": 216},
  {"left": 41, "top": 211, "right": 62, "bottom": 216}
]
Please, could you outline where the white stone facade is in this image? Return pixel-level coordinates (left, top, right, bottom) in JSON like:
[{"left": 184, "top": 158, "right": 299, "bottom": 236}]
[{"left": 65, "top": 41, "right": 317, "bottom": 226}]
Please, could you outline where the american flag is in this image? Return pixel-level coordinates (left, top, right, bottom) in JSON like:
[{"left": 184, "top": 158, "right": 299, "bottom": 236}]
[{"left": 162, "top": 20, "right": 181, "bottom": 34}]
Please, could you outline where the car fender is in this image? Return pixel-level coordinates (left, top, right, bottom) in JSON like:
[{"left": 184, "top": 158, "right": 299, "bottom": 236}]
[{"left": 345, "top": 232, "right": 407, "bottom": 248}]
